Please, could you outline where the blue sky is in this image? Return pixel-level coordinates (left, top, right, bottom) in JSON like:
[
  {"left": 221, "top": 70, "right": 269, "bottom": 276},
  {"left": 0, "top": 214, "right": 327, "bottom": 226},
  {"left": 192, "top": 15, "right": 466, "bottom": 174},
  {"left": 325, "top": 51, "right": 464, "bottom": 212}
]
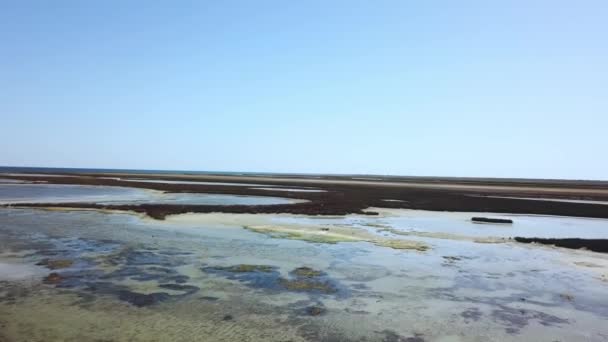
[{"left": 1, "top": 1, "right": 606, "bottom": 179}]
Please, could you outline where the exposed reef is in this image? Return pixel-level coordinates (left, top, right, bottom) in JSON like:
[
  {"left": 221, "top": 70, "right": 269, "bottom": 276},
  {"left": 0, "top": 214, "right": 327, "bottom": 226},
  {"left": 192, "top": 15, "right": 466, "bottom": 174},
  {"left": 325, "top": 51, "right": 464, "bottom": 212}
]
[
  {"left": 514, "top": 237, "right": 608, "bottom": 253},
  {"left": 204, "top": 265, "right": 346, "bottom": 296}
]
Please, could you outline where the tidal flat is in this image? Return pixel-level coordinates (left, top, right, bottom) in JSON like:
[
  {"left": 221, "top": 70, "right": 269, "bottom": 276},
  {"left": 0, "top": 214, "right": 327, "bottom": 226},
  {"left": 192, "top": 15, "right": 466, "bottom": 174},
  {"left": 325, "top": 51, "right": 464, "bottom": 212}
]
[
  {"left": 1, "top": 173, "right": 608, "bottom": 341},
  {"left": 1, "top": 208, "right": 608, "bottom": 341}
]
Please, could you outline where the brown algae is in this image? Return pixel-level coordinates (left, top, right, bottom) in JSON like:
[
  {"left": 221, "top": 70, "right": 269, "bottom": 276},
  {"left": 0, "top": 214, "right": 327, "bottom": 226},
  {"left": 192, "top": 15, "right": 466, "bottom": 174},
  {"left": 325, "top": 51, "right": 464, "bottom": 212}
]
[
  {"left": 278, "top": 277, "right": 336, "bottom": 294},
  {"left": 36, "top": 259, "right": 74, "bottom": 270},
  {"left": 292, "top": 267, "right": 323, "bottom": 278},
  {"left": 218, "top": 264, "right": 275, "bottom": 273}
]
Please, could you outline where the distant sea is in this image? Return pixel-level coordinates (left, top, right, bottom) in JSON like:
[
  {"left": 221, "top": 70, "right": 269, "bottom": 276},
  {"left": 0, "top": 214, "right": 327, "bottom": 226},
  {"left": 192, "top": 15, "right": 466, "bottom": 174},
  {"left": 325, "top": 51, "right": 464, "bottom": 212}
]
[
  {"left": 1, "top": 166, "right": 605, "bottom": 184},
  {"left": 0, "top": 166, "right": 312, "bottom": 178}
]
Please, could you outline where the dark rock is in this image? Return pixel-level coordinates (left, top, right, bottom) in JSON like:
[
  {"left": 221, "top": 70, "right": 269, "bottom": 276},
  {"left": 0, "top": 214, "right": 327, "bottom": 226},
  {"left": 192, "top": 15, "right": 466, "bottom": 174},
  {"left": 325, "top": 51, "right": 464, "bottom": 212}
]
[
  {"left": 117, "top": 290, "right": 170, "bottom": 307},
  {"left": 514, "top": 237, "right": 608, "bottom": 253},
  {"left": 306, "top": 305, "right": 326, "bottom": 316},
  {"left": 472, "top": 217, "right": 513, "bottom": 224},
  {"left": 43, "top": 272, "right": 63, "bottom": 284}
]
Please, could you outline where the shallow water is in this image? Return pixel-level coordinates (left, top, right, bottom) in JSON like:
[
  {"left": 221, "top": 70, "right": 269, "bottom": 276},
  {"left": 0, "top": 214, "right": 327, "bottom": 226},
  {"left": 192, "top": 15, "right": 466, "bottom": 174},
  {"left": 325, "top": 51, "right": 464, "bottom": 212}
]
[
  {"left": 273, "top": 208, "right": 608, "bottom": 239},
  {"left": 0, "top": 183, "right": 305, "bottom": 206},
  {"left": 0, "top": 206, "right": 607, "bottom": 341}
]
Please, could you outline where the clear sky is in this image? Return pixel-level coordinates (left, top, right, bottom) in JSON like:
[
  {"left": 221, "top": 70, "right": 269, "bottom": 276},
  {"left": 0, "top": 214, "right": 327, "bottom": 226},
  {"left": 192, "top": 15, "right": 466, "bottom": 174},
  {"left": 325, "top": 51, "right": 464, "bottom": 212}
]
[{"left": 1, "top": 1, "right": 606, "bottom": 179}]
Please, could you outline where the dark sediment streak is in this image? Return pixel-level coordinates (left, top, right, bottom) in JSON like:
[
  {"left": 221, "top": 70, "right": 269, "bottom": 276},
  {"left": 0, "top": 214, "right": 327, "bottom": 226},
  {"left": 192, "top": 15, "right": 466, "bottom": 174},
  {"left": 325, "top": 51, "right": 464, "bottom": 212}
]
[
  {"left": 472, "top": 217, "right": 513, "bottom": 224},
  {"left": 514, "top": 237, "right": 608, "bottom": 253},
  {"left": 2, "top": 174, "right": 608, "bottom": 220}
]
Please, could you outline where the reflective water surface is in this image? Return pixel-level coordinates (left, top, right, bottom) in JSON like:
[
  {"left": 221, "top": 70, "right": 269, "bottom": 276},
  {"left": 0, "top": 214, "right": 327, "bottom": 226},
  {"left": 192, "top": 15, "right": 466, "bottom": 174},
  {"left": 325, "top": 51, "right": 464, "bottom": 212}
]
[
  {"left": 1, "top": 197, "right": 607, "bottom": 341},
  {"left": 0, "top": 184, "right": 305, "bottom": 206}
]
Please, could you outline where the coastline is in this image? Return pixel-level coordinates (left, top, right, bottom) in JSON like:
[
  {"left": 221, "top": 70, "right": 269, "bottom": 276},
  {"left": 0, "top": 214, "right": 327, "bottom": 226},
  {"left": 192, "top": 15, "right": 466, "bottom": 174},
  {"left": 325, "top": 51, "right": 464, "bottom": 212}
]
[{"left": 2, "top": 171, "right": 608, "bottom": 220}]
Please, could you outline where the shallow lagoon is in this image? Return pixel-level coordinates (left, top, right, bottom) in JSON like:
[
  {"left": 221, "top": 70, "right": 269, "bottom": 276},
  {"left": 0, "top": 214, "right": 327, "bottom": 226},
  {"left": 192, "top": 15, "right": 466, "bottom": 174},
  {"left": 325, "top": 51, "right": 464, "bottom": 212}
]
[
  {"left": 273, "top": 208, "right": 608, "bottom": 239},
  {"left": 0, "top": 206, "right": 607, "bottom": 341},
  {"left": 0, "top": 184, "right": 305, "bottom": 206}
]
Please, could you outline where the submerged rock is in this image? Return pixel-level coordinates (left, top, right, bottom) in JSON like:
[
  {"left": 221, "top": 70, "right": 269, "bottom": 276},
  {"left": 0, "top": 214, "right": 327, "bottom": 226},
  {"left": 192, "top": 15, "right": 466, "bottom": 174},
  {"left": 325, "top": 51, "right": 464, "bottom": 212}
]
[
  {"left": 560, "top": 293, "right": 574, "bottom": 302},
  {"left": 203, "top": 264, "right": 281, "bottom": 290},
  {"left": 43, "top": 272, "right": 63, "bottom": 284},
  {"left": 117, "top": 290, "right": 171, "bottom": 307},
  {"left": 306, "top": 305, "right": 326, "bottom": 316},
  {"left": 377, "top": 329, "right": 425, "bottom": 342},
  {"left": 204, "top": 264, "right": 345, "bottom": 296},
  {"left": 279, "top": 277, "right": 337, "bottom": 294}
]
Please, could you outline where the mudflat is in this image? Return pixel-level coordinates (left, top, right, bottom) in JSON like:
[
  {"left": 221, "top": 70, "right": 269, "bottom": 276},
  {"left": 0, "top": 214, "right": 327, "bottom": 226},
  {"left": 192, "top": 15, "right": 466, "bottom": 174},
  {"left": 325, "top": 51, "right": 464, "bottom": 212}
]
[{"left": 3, "top": 172, "right": 608, "bottom": 219}]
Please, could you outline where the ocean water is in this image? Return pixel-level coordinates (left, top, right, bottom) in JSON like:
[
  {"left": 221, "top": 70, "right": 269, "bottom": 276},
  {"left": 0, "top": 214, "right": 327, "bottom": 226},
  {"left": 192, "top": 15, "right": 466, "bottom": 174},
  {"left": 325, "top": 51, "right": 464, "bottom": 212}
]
[
  {"left": 1, "top": 178, "right": 607, "bottom": 341},
  {"left": 273, "top": 208, "right": 608, "bottom": 239}
]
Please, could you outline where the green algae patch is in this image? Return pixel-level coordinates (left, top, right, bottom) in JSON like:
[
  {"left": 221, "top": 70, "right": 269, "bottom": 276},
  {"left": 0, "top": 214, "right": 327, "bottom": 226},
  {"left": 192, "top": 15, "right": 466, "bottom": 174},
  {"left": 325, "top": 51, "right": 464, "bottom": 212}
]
[
  {"left": 373, "top": 239, "right": 429, "bottom": 251},
  {"left": 244, "top": 225, "right": 362, "bottom": 244},
  {"left": 282, "top": 232, "right": 355, "bottom": 244},
  {"left": 244, "top": 224, "right": 429, "bottom": 251},
  {"left": 292, "top": 267, "right": 323, "bottom": 278}
]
